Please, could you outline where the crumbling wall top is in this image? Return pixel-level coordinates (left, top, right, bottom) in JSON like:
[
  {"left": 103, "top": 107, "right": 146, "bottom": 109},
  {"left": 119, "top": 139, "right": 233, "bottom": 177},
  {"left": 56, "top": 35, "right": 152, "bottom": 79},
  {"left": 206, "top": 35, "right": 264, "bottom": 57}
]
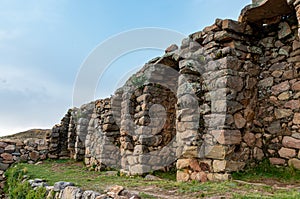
[{"left": 239, "top": 0, "right": 293, "bottom": 23}]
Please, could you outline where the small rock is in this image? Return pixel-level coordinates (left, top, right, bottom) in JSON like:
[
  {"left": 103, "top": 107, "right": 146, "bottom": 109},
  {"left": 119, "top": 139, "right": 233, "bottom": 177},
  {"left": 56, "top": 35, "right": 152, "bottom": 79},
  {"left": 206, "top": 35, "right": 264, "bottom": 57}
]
[
  {"left": 278, "top": 22, "right": 292, "bottom": 39},
  {"left": 234, "top": 113, "right": 246, "bottom": 129},
  {"left": 269, "top": 158, "right": 286, "bottom": 165},
  {"left": 278, "top": 147, "right": 296, "bottom": 158},
  {"left": 274, "top": 109, "right": 292, "bottom": 119},
  {"left": 282, "top": 136, "right": 300, "bottom": 149},
  {"left": 144, "top": 174, "right": 161, "bottom": 181},
  {"left": 288, "top": 158, "right": 300, "bottom": 170},
  {"left": 165, "top": 44, "right": 178, "bottom": 53},
  {"left": 108, "top": 185, "right": 124, "bottom": 196},
  {"left": 53, "top": 181, "right": 75, "bottom": 191}
]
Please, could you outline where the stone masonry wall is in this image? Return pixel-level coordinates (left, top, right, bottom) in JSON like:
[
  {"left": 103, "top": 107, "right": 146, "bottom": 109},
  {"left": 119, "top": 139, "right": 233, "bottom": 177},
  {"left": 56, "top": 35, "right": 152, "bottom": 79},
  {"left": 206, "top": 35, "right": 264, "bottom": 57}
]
[
  {"left": 175, "top": 19, "right": 257, "bottom": 182},
  {"left": 254, "top": 14, "right": 300, "bottom": 168},
  {"left": 0, "top": 138, "right": 48, "bottom": 196},
  {"left": 4, "top": 0, "right": 300, "bottom": 184}
]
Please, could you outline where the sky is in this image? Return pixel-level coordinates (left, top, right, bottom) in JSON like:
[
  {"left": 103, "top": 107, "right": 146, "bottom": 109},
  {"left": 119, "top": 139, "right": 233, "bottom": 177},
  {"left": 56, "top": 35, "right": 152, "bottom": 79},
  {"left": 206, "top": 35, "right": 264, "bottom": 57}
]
[{"left": 0, "top": 0, "right": 251, "bottom": 136}]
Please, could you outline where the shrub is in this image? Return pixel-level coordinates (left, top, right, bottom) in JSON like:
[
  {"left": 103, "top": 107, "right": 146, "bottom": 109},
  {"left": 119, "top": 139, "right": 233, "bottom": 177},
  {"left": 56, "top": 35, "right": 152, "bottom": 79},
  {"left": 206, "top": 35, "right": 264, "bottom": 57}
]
[{"left": 4, "top": 165, "right": 46, "bottom": 199}]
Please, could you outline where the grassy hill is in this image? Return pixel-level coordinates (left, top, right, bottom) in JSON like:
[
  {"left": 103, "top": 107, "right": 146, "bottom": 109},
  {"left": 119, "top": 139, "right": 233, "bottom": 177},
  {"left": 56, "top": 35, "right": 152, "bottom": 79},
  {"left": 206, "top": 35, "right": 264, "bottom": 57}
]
[{"left": 0, "top": 129, "right": 50, "bottom": 141}]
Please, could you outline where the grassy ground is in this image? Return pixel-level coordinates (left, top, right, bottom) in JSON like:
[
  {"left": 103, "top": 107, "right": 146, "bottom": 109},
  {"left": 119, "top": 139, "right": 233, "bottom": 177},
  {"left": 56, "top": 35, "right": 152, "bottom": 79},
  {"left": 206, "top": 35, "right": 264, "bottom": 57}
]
[{"left": 5, "top": 159, "right": 300, "bottom": 199}]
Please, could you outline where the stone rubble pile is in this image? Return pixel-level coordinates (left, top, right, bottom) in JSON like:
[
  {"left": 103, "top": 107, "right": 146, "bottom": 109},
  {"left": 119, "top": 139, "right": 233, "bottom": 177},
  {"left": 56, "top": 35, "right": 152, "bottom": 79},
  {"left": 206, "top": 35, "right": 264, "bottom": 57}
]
[{"left": 27, "top": 179, "right": 141, "bottom": 199}]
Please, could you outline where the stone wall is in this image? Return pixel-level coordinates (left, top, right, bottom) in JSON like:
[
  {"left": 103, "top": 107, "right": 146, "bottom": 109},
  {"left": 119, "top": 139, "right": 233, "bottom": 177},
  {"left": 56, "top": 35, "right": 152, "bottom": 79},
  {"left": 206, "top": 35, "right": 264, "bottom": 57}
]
[
  {"left": 4, "top": 0, "right": 300, "bottom": 184},
  {"left": 254, "top": 15, "right": 300, "bottom": 168},
  {"left": 0, "top": 138, "right": 48, "bottom": 196}
]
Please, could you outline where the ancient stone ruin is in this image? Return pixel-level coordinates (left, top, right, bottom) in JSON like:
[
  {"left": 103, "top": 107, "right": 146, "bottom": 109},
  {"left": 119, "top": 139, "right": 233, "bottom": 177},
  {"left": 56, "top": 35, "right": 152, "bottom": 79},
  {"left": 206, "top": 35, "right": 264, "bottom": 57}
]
[{"left": 3, "top": 0, "right": 300, "bottom": 185}]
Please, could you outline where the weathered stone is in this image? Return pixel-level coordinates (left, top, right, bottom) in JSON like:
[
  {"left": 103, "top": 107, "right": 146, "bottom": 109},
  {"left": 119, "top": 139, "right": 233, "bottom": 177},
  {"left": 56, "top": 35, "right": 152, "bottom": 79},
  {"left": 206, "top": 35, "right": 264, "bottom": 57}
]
[
  {"left": 293, "top": 113, "right": 300, "bottom": 124},
  {"left": 176, "top": 170, "right": 190, "bottom": 182},
  {"left": 0, "top": 142, "right": 8, "bottom": 148},
  {"left": 0, "top": 163, "right": 9, "bottom": 171},
  {"left": 181, "top": 146, "right": 198, "bottom": 158},
  {"left": 293, "top": 40, "right": 300, "bottom": 51},
  {"left": 165, "top": 44, "right": 178, "bottom": 53},
  {"left": 278, "top": 147, "right": 296, "bottom": 158},
  {"left": 213, "top": 160, "right": 245, "bottom": 172},
  {"left": 1, "top": 153, "right": 13, "bottom": 161},
  {"left": 205, "top": 145, "right": 226, "bottom": 160},
  {"left": 285, "top": 100, "right": 300, "bottom": 110},
  {"left": 282, "top": 136, "right": 300, "bottom": 149},
  {"left": 29, "top": 151, "right": 40, "bottom": 161},
  {"left": 278, "top": 91, "right": 291, "bottom": 100},
  {"left": 269, "top": 158, "right": 286, "bottom": 165},
  {"left": 272, "top": 70, "right": 283, "bottom": 78},
  {"left": 190, "top": 171, "right": 207, "bottom": 182},
  {"left": 292, "top": 81, "right": 300, "bottom": 91},
  {"left": 288, "top": 158, "right": 300, "bottom": 170},
  {"left": 271, "top": 81, "right": 290, "bottom": 95},
  {"left": 130, "top": 164, "right": 151, "bottom": 175},
  {"left": 234, "top": 113, "right": 246, "bottom": 129},
  {"left": 54, "top": 181, "right": 75, "bottom": 192},
  {"left": 4, "top": 145, "right": 15, "bottom": 153},
  {"left": 243, "top": 132, "right": 256, "bottom": 147},
  {"left": 274, "top": 109, "right": 292, "bottom": 119},
  {"left": 212, "top": 130, "right": 241, "bottom": 145},
  {"left": 258, "top": 77, "right": 274, "bottom": 88},
  {"left": 207, "top": 173, "right": 230, "bottom": 181},
  {"left": 253, "top": 147, "right": 264, "bottom": 160},
  {"left": 266, "top": 121, "right": 280, "bottom": 135},
  {"left": 176, "top": 159, "right": 190, "bottom": 169},
  {"left": 108, "top": 185, "right": 124, "bottom": 196},
  {"left": 213, "top": 160, "right": 226, "bottom": 172},
  {"left": 189, "top": 159, "right": 201, "bottom": 172},
  {"left": 278, "top": 22, "right": 292, "bottom": 39}
]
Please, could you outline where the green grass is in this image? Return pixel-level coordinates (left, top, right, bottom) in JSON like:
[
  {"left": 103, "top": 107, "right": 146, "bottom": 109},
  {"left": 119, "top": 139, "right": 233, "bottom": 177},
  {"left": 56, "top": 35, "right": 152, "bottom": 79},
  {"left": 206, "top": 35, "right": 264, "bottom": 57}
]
[
  {"left": 4, "top": 159, "right": 300, "bottom": 199},
  {"left": 232, "top": 159, "right": 300, "bottom": 183}
]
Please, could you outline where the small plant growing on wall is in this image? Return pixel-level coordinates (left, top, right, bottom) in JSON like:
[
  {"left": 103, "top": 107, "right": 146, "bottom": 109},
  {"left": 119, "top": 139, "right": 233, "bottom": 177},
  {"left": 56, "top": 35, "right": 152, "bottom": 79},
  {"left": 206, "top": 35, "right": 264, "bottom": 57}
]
[{"left": 131, "top": 74, "right": 147, "bottom": 89}]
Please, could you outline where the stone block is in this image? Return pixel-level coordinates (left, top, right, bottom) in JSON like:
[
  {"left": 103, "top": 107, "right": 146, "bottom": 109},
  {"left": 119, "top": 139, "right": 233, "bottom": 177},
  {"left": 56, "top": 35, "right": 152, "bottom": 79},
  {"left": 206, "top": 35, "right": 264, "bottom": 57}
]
[
  {"left": 190, "top": 171, "right": 208, "bottom": 182},
  {"left": 0, "top": 153, "right": 13, "bottom": 161},
  {"left": 282, "top": 136, "right": 300, "bottom": 149},
  {"left": 212, "top": 130, "right": 242, "bottom": 145},
  {"left": 207, "top": 173, "right": 230, "bottom": 181},
  {"left": 0, "top": 163, "right": 9, "bottom": 171},
  {"left": 181, "top": 146, "right": 199, "bottom": 158},
  {"left": 253, "top": 147, "right": 264, "bottom": 160},
  {"left": 205, "top": 145, "right": 227, "bottom": 160},
  {"left": 274, "top": 109, "right": 292, "bottom": 119},
  {"left": 269, "top": 158, "right": 286, "bottom": 165},
  {"left": 271, "top": 81, "right": 290, "bottom": 95},
  {"left": 278, "top": 22, "right": 292, "bottom": 39},
  {"left": 213, "top": 160, "right": 245, "bottom": 172},
  {"left": 176, "top": 159, "right": 190, "bottom": 169},
  {"left": 176, "top": 170, "right": 190, "bottom": 182},
  {"left": 4, "top": 145, "right": 15, "bottom": 153},
  {"left": 234, "top": 113, "right": 246, "bottom": 129},
  {"left": 293, "top": 113, "right": 300, "bottom": 124},
  {"left": 278, "top": 147, "right": 296, "bottom": 159},
  {"left": 288, "top": 158, "right": 300, "bottom": 170},
  {"left": 285, "top": 100, "right": 300, "bottom": 110},
  {"left": 61, "top": 186, "right": 83, "bottom": 199},
  {"left": 292, "top": 81, "right": 300, "bottom": 91},
  {"left": 130, "top": 164, "right": 151, "bottom": 175}
]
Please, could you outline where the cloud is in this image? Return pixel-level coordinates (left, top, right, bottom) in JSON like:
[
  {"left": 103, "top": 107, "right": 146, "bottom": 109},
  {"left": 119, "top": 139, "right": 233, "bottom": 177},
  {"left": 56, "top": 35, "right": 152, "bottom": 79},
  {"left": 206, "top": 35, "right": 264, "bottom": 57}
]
[
  {"left": 0, "top": 65, "right": 70, "bottom": 99},
  {"left": 0, "top": 64, "right": 73, "bottom": 136}
]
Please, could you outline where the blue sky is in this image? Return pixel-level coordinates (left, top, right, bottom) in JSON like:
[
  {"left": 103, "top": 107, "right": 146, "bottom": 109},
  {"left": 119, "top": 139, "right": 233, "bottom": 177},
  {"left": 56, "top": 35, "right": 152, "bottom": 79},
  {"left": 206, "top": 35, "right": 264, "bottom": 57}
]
[{"left": 0, "top": 0, "right": 251, "bottom": 135}]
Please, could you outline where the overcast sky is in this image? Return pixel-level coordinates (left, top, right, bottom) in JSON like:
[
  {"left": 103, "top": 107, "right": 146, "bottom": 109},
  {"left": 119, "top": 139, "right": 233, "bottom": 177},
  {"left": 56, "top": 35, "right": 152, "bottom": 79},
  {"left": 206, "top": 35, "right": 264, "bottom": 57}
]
[{"left": 0, "top": 0, "right": 251, "bottom": 136}]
